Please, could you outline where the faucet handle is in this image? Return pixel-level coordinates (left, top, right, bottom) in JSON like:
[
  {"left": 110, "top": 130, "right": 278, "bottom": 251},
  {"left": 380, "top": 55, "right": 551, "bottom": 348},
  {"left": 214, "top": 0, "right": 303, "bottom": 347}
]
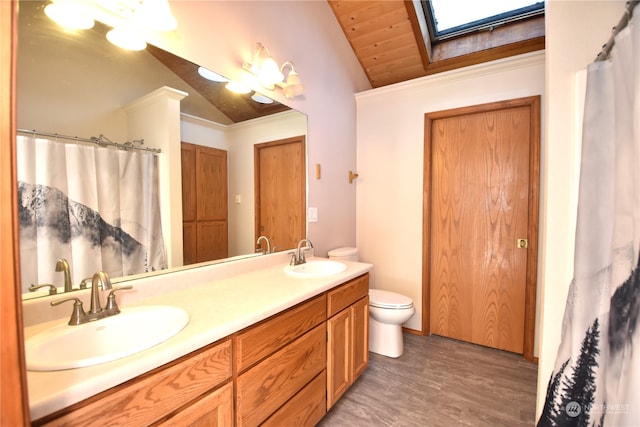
[
  {"left": 29, "top": 284, "right": 58, "bottom": 295},
  {"left": 288, "top": 251, "right": 297, "bottom": 265},
  {"left": 51, "top": 297, "right": 86, "bottom": 325},
  {"left": 79, "top": 277, "right": 93, "bottom": 289},
  {"left": 104, "top": 285, "right": 134, "bottom": 314}
]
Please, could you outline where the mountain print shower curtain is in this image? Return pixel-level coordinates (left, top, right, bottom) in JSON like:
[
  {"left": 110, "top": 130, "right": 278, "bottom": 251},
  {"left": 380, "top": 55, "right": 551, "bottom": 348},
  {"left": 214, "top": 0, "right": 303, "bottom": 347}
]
[
  {"left": 537, "top": 5, "right": 639, "bottom": 427},
  {"left": 17, "top": 135, "right": 167, "bottom": 294}
]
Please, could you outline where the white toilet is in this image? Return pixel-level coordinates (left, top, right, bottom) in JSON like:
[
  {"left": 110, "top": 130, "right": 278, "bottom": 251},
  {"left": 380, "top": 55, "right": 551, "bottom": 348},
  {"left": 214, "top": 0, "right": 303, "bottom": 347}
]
[{"left": 328, "top": 247, "right": 416, "bottom": 358}]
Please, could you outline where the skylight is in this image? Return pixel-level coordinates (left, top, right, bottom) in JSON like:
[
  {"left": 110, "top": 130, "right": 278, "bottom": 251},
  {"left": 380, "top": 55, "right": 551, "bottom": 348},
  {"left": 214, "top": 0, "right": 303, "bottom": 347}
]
[{"left": 424, "top": 0, "right": 545, "bottom": 41}]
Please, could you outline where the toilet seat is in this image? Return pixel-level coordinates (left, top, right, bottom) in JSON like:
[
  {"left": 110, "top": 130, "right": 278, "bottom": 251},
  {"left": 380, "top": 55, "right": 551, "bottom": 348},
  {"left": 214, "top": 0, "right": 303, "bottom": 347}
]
[{"left": 369, "top": 289, "right": 413, "bottom": 309}]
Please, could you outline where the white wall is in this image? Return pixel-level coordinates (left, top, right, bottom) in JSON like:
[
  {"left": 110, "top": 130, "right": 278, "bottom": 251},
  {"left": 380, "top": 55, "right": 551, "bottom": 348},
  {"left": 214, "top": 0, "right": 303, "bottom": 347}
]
[
  {"left": 151, "top": 1, "right": 371, "bottom": 256},
  {"left": 536, "top": 0, "right": 623, "bottom": 418},
  {"left": 355, "top": 52, "right": 545, "bottom": 336}
]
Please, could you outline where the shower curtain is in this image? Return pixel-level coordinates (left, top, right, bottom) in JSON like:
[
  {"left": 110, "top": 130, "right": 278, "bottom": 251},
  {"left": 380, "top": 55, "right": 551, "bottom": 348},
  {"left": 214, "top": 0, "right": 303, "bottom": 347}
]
[
  {"left": 537, "top": 5, "right": 639, "bottom": 427},
  {"left": 17, "top": 135, "right": 167, "bottom": 293}
]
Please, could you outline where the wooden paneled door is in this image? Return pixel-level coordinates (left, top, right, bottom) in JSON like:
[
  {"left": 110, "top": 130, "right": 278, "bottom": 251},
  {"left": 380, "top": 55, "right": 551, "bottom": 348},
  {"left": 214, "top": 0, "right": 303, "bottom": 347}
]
[
  {"left": 255, "top": 136, "right": 306, "bottom": 252},
  {"left": 182, "top": 142, "right": 228, "bottom": 264},
  {"left": 423, "top": 97, "right": 540, "bottom": 359}
]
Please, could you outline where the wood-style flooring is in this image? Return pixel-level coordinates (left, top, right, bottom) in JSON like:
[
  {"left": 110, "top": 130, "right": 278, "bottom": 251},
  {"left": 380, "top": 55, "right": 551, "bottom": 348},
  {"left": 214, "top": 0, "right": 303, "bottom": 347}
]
[{"left": 319, "top": 333, "right": 538, "bottom": 427}]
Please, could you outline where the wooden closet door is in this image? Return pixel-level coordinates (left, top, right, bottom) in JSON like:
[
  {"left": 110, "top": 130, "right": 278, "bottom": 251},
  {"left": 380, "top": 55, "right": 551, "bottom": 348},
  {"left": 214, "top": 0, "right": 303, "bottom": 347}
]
[
  {"left": 255, "top": 136, "right": 306, "bottom": 252},
  {"left": 181, "top": 143, "right": 228, "bottom": 264},
  {"left": 427, "top": 99, "right": 538, "bottom": 354}
]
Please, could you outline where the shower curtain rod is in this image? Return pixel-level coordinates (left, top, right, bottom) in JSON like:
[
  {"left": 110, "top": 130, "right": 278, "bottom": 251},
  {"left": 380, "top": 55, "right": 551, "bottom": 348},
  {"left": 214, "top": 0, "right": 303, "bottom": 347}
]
[
  {"left": 17, "top": 128, "right": 162, "bottom": 154},
  {"left": 595, "top": 0, "right": 639, "bottom": 62}
]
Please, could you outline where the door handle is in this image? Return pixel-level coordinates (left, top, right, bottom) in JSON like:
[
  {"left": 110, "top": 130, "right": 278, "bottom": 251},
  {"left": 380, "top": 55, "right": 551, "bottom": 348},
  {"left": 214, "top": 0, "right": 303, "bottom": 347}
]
[{"left": 517, "top": 238, "right": 528, "bottom": 249}]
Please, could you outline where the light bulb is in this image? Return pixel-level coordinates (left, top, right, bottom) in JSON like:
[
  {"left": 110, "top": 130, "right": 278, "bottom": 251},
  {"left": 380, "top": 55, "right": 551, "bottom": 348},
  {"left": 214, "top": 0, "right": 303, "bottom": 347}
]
[
  {"left": 106, "top": 27, "right": 147, "bottom": 51},
  {"left": 45, "top": 1, "right": 94, "bottom": 30},
  {"left": 225, "top": 81, "right": 252, "bottom": 94}
]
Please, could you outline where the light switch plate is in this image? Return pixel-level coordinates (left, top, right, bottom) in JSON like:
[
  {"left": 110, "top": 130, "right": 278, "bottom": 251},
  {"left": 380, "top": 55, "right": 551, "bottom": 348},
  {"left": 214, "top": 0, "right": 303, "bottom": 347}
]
[{"left": 308, "top": 207, "right": 318, "bottom": 222}]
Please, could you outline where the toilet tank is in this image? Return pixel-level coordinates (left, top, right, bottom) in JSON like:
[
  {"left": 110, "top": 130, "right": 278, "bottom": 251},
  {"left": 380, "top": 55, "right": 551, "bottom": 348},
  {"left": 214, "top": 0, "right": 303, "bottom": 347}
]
[{"left": 328, "top": 247, "right": 359, "bottom": 262}]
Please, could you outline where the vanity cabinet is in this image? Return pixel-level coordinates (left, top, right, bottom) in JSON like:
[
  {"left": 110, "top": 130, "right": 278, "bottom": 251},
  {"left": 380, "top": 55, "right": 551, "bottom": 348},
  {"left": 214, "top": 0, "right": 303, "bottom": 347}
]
[
  {"left": 31, "top": 273, "right": 371, "bottom": 426},
  {"left": 235, "top": 294, "right": 327, "bottom": 427},
  {"left": 34, "top": 338, "right": 232, "bottom": 427},
  {"left": 326, "top": 273, "right": 369, "bottom": 409}
]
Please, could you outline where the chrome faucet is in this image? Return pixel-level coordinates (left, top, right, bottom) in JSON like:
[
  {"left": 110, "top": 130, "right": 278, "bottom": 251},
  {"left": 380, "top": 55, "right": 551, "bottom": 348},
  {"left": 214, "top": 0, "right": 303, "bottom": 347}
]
[
  {"left": 55, "top": 258, "right": 73, "bottom": 292},
  {"left": 51, "top": 271, "right": 133, "bottom": 325},
  {"left": 256, "top": 235, "right": 272, "bottom": 254},
  {"left": 89, "top": 271, "right": 112, "bottom": 315},
  {"left": 290, "top": 239, "right": 313, "bottom": 265}
]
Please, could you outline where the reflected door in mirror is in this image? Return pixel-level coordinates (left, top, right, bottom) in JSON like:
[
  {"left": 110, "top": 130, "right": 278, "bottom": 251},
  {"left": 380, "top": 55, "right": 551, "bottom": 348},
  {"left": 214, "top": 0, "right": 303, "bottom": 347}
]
[
  {"left": 255, "top": 136, "right": 306, "bottom": 252},
  {"left": 182, "top": 143, "right": 229, "bottom": 264}
]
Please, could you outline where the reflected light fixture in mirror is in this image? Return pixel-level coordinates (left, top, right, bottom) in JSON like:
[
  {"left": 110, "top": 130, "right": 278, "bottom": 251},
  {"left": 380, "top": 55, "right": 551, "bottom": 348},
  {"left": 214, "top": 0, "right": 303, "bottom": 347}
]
[
  {"left": 44, "top": 0, "right": 177, "bottom": 51},
  {"left": 197, "top": 67, "right": 229, "bottom": 83},
  {"left": 44, "top": 0, "right": 94, "bottom": 29},
  {"left": 225, "top": 80, "right": 252, "bottom": 94},
  {"left": 242, "top": 42, "right": 306, "bottom": 99},
  {"left": 251, "top": 93, "right": 274, "bottom": 104}
]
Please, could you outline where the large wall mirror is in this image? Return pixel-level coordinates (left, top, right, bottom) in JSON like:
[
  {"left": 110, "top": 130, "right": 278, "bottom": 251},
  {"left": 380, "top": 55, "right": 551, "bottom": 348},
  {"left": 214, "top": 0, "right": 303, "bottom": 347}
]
[{"left": 17, "top": 1, "right": 308, "bottom": 299}]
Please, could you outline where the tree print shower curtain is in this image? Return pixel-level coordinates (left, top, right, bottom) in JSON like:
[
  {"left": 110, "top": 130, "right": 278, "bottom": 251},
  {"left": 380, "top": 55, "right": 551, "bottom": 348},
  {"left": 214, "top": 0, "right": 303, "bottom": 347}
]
[
  {"left": 17, "top": 135, "right": 167, "bottom": 294},
  {"left": 538, "top": 5, "right": 639, "bottom": 426}
]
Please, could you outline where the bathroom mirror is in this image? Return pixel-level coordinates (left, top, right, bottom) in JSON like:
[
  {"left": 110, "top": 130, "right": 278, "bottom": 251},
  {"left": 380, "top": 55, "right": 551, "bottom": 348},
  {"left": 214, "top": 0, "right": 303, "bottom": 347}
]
[{"left": 17, "top": 1, "right": 308, "bottom": 298}]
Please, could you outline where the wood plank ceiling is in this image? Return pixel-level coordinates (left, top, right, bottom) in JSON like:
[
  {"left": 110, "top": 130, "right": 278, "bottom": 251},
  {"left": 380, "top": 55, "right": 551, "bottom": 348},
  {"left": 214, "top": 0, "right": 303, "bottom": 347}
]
[{"left": 327, "top": 0, "right": 545, "bottom": 88}]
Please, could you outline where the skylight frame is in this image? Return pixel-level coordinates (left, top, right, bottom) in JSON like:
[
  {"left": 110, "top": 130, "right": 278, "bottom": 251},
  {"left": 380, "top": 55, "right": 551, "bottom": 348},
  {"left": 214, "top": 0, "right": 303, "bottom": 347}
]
[{"left": 422, "top": 1, "right": 545, "bottom": 42}]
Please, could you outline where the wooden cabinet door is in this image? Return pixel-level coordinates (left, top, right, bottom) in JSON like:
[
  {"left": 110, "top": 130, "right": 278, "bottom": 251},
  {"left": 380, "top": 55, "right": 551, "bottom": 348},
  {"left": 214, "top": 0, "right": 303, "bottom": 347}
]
[
  {"left": 197, "top": 221, "right": 228, "bottom": 262},
  {"left": 327, "top": 308, "right": 351, "bottom": 409},
  {"left": 183, "top": 222, "right": 198, "bottom": 265},
  {"left": 351, "top": 296, "right": 369, "bottom": 380},
  {"left": 158, "top": 382, "right": 233, "bottom": 427},
  {"left": 196, "top": 147, "right": 227, "bottom": 221},
  {"left": 181, "top": 142, "right": 229, "bottom": 264}
]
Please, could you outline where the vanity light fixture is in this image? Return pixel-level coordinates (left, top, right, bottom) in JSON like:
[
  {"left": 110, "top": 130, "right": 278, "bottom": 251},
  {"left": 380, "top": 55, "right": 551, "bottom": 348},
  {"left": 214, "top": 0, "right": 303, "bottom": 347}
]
[
  {"left": 44, "top": 0, "right": 177, "bottom": 51},
  {"left": 106, "top": 25, "right": 147, "bottom": 51},
  {"left": 44, "top": 0, "right": 95, "bottom": 30},
  {"left": 280, "top": 61, "right": 305, "bottom": 99},
  {"left": 225, "top": 80, "right": 252, "bottom": 94},
  {"left": 197, "top": 66, "right": 271, "bottom": 104},
  {"left": 241, "top": 42, "right": 306, "bottom": 99}
]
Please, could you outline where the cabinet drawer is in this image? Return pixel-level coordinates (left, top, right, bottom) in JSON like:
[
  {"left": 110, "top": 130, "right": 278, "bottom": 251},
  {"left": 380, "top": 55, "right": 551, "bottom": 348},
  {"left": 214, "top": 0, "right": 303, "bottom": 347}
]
[
  {"left": 235, "top": 294, "right": 326, "bottom": 372},
  {"left": 37, "top": 339, "right": 232, "bottom": 427},
  {"left": 236, "top": 324, "right": 327, "bottom": 427},
  {"left": 262, "top": 372, "right": 326, "bottom": 427},
  {"left": 158, "top": 382, "right": 233, "bottom": 427},
  {"left": 327, "top": 273, "right": 369, "bottom": 317}
]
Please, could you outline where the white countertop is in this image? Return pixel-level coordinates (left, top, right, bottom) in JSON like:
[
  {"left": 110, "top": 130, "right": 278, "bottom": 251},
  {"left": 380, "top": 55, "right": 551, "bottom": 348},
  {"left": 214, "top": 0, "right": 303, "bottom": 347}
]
[{"left": 25, "top": 254, "right": 373, "bottom": 420}]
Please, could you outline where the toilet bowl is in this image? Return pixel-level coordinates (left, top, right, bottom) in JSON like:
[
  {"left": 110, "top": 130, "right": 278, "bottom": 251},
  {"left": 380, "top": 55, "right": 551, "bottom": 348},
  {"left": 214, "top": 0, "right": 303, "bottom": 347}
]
[
  {"left": 368, "top": 289, "right": 415, "bottom": 358},
  {"left": 328, "top": 247, "right": 415, "bottom": 358}
]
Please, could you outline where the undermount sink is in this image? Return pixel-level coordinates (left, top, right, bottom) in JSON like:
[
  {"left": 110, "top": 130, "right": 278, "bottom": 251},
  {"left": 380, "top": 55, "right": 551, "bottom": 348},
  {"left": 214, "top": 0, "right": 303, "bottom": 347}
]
[
  {"left": 25, "top": 305, "right": 189, "bottom": 371},
  {"left": 284, "top": 259, "right": 347, "bottom": 278}
]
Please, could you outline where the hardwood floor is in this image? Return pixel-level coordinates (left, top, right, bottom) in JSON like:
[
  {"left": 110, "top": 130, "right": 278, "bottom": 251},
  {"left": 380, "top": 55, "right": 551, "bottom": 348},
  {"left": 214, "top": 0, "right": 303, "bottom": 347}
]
[{"left": 319, "top": 333, "right": 538, "bottom": 426}]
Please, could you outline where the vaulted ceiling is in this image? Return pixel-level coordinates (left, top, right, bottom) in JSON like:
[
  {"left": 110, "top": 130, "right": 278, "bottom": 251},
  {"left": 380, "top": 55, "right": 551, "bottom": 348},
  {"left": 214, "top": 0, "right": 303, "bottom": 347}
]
[
  {"left": 327, "top": 0, "right": 545, "bottom": 88},
  {"left": 148, "top": 1, "right": 545, "bottom": 122}
]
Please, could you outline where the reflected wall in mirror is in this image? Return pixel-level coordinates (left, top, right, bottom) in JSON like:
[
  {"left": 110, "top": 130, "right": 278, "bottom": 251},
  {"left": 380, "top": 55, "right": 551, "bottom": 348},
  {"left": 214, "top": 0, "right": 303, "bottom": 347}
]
[{"left": 17, "top": 1, "right": 308, "bottom": 298}]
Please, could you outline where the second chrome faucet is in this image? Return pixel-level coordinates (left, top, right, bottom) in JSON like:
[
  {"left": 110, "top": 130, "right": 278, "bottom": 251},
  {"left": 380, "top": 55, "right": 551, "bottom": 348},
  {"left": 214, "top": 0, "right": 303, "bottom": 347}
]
[
  {"left": 289, "top": 239, "right": 313, "bottom": 265},
  {"left": 51, "top": 271, "right": 133, "bottom": 325}
]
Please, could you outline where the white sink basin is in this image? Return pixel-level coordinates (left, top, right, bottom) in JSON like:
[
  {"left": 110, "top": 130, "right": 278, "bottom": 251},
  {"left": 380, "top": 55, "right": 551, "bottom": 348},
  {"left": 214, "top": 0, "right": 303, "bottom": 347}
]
[
  {"left": 284, "top": 259, "right": 347, "bottom": 278},
  {"left": 25, "top": 305, "right": 189, "bottom": 371}
]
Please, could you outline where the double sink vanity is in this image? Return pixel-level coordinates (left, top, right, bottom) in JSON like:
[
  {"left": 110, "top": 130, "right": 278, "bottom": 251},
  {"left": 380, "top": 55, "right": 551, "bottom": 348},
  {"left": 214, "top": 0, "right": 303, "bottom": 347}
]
[{"left": 22, "top": 251, "right": 373, "bottom": 426}]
